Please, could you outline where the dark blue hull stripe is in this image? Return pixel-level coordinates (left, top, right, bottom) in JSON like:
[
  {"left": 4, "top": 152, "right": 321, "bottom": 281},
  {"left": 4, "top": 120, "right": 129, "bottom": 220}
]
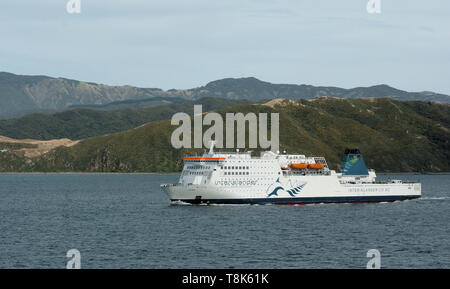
[{"left": 172, "top": 195, "right": 420, "bottom": 205}]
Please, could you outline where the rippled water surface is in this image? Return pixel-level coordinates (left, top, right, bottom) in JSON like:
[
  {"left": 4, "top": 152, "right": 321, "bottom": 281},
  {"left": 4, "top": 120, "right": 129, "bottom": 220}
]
[{"left": 0, "top": 173, "right": 449, "bottom": 268}]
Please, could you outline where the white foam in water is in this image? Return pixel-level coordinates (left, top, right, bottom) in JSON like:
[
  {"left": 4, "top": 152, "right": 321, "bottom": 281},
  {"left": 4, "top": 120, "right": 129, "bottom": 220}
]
[
  {"left": 420, "top": 197, "right": 449, "bottom": 200},
  {"left": 170, "top": 200, "right": 192, "bottom": 206}
]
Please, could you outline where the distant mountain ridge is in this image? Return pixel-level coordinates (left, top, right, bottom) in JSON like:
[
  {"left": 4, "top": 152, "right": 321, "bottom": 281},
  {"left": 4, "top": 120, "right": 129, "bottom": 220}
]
[
  {"left": 1, "top": 72, "right": 449, "bottom": 119},
  {"left": 197, "top": 77, "right": 450, "bottom": 102},
  {"left": 0, "top": 72, "right": 163, "bottom": 119}
]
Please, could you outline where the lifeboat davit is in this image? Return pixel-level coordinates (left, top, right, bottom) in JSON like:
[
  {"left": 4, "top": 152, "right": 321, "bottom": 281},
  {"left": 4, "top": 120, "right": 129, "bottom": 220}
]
[
  {"left": 308, "top": 163, "right": 325, "bottom": 169},
  {"left": 289, "top": 163, "right": 308, "bottom": 170}
]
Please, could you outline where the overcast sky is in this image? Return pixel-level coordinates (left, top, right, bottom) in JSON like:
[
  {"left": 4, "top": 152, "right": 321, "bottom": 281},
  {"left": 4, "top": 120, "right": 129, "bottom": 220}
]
[{"left": 1, "top": 0, "right": 449, "bottom": 93}]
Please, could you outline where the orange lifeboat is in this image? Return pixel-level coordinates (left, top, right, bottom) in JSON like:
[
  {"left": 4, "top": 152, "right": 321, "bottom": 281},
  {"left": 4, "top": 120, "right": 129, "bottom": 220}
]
[
  {"left": 308, "top": 163, "right": 325, "bottom": 169},
  {"left": 290, "top": 163, "right": 308, "bottom": 170}
]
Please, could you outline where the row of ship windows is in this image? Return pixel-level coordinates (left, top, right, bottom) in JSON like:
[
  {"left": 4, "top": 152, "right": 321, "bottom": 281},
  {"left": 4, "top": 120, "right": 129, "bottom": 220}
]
[
  {"left": 187, "top": 165, "right": 211, "bottom": 170},
  {"left": 222, "top": 166, "right": 277, "bottom": 170},
  {"left": 223, "top": 166, "right": 250, "bottom": 170},
  {"left": 188, "top": 172, "right": 206, "bottom": 175},
  {"left": 185, "top": 171, "right": 280, "bottom": 176},
  {"left": 223, "top": 172, "right": 280, "bottom": 175},
  {"left": 224, "top": 171, "right": 250, "bottom": 175}
]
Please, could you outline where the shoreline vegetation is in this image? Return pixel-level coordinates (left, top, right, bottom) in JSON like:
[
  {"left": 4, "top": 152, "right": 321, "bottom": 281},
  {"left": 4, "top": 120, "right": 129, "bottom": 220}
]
[{"left": 1, "top": 98, "right": 449, "bottom": 174}]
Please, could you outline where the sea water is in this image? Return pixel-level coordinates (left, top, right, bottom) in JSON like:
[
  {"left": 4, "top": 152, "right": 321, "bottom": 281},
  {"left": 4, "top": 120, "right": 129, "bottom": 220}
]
[{"left": 0, "top": 173, "right": 448, "bottom": 268}]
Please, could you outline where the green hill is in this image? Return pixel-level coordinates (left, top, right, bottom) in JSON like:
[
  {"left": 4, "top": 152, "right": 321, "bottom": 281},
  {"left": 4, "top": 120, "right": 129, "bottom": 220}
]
[
  {"left": 67, "top": 96, "right": 188, "bottom": 111},
  {"left": 1, "top": 98, "right": 449, "bottom": 173},
  {"left": 0, "top": 98, "right": 251, "bottom": 140}
]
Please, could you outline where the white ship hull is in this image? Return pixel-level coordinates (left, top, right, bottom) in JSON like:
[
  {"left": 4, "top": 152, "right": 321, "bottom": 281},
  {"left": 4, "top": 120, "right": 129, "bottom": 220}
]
[
  {"left": 161, "top": 175, "right": 421, "bottom": 205},
  {"left": 161, "top": 146, "right": 422, "bottom": 205}
]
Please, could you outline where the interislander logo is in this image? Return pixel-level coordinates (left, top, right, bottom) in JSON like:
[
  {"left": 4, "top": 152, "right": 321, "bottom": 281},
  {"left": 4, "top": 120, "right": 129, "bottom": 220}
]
[
  {"left": 266, "top": 177, "right": 307, "bottom": 198},
  {"left": 171, "top": 105, "right": 279, "bottom": 152}
]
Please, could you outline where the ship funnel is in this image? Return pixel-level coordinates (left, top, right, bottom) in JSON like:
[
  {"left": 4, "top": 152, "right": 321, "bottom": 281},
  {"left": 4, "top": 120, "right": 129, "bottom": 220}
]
[{"left": 341, "top": 148, "right": 369, "bottom": 176}]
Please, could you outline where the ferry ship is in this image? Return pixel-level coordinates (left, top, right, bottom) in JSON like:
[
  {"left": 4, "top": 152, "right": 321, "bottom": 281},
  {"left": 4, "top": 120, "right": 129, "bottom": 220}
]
[{"left": 161, "top": 143, "right": 421, "bottom": 205}]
